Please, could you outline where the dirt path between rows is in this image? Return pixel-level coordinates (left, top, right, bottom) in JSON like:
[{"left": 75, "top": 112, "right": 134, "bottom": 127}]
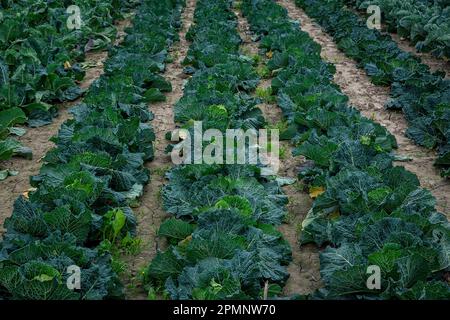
[
  {"left": 121, "top": 0, "right": 196, "bottom": 300},
  {"left": 235, "top": 4, "right": 322, "bottom": 297},
  {"left": 0, "top": 18, "right": 133, "bottom": 236},
  {"left": 280, "top": 0, "right": 450, "bottom": 217}
]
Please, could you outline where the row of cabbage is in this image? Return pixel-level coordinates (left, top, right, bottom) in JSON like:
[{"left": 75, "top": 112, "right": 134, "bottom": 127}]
[
  {"left": 144, "top": 0, "right": 294, "bottom": 300},
  {"left": 0, "top": 0, "right": 135, "bottom": 163},
  {"left": 296, "top": 0, "right": 450, "bottom": 178},
  {"left": 0, "top": 0, "right": 184, "bottom": 300},
  {"left": 242, "top": 0, "right": 450, "bottom": 299},
  {"left": 344, "top": 0, "right": 450, "bottom": 59}
]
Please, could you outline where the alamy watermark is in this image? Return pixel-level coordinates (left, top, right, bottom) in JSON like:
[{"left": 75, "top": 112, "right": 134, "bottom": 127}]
[
  {"left": 366, "top": 5, "right": 381, "bottom": 30},
  {"left": 66, "top": 265, "right": 81, "bottom": 290},
  {"left": 66, "top": 5, "right": 82, "bottom": 30},
  {"left": 366, "top": 265, "right": 381, "bottom": 290},
  {"left": 170, "top": 121, "right": 280, "bottom": 175}
]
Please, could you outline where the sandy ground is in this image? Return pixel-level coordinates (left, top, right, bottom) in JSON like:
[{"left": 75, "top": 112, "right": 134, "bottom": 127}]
[
  {"left": 236, "top": 6, "right": 323, "bottom": 297},
  {"left": 280, "top": 0, "right": 450, "bottom": 217},
  {"left": 121, "top": 0, "right": 196, "bottom": 299},
  {"left": 0, "top": 19, "right": 132, "bottom": 236}
]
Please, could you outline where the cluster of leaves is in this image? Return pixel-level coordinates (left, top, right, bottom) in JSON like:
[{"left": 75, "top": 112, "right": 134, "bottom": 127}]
[
  {"left": 174, "top": 0, "right": 264, "bottom": 133},
  {"left": 145, "top": 0, "right": 292, "bottom": 300},
  {"left": 243, "top": 0, "right": 450, "bottom": 299},
  {"left": 148, "top": 165, "right": 291, "bottom": 299},
  {"left": 163, "top": 165, "right": 288, "bottom": 225},
  {"left": 183, "top": 0, "right": 241, "bottom": 68},
  {"left": 0, "top": 0, "right": 136, "bottom": 163},
  {"left": 345, "top": 0, "right": 450, "bottom": 58},
  {"left": 174, "top": 61, "right": 264, "bottom": 134},
  {"left": 297, "top": 0, "right": 450, "bottom": 178},
  {"left": 0, "top": 0, "right": 184, "bottom": 300}
]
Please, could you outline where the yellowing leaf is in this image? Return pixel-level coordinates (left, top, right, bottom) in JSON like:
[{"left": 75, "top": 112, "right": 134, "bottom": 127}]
[
  {"left": 33, "top": 274, "right": 55, "bottom": 282},
  {"left": 309, "top": 186, "right": 325, "bottom": 199},
  {"left": 266, "top": 51, "right": 273, "bottom": 59},
  {"left": 64, "top": 61, "right": 72, "bottom": 69},
  {"left": 178, "top": 235, "right": 192, "bottom": 247},
  {"left": 22, "top": 187, "right": 37, "bottom": 199},
  {"left": 329, "top": 209, "right": 340, "bottom": 220}
]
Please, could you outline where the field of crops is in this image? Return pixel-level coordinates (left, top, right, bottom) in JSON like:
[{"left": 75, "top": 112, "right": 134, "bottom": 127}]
[{"left": 0, "top": 0, "right": 449, "bottom": 304}]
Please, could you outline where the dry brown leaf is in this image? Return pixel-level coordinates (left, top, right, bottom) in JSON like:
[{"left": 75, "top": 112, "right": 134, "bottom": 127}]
[
  {"left": 178, "top": 235, "right": 193, "bottom": 246},
  {"left": 22, "top": 187, "right": 37, "bottom": 199},
  {"left": 329, "top": 210, "right": 340, "bottom": 220},
  {"left": 309, "top": 186, "right": 325, "bottom": 199}
]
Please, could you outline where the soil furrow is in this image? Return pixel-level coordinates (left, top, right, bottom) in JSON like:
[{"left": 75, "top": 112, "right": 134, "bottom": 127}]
[
  {"left": 0, "top": 18, "right": 133, "bottom": 236},
  {"left": 280, "top": 0, "right": 450, "bottom": 216},
  {"left": 121, "top": 0, "right": 196, "bottom": 299},
  {"left": 235, "top": 4, "right": 322, "bottom": 296}
]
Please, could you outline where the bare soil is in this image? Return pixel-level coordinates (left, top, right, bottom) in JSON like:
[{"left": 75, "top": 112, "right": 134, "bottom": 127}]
[
  {"left": 236, "top": 6, "right": 323, "bottom": 297},
  {"left": 0, "top": 19, "right": 133, "bottom": 236},
  {"left": 121, "top": 0, "right": 196, "bottom": 299},
  {"left": 280, "top": 0, "right": 450, "bottom": 217}
]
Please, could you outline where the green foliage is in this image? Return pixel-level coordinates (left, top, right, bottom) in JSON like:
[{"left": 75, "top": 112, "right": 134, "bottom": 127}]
[
  {"left": 163, "top": 165, "right": 288, "bottom": 225},
  {"left": 0, "top": 233, "right": 124, "bottom": 300},
  {"left": 0, "top": 0, "right": 139, "bottom": 162},
  {"left": 0, "top": 0, "right": 184, "bottom": 300},
  {"left": 297, "top": 0, "right": 450, "bottom": 177},
  {"left": 102, "top": 209, "right": 127, "bottom": 243},
  {"left": 145, "top": 0, "right": 291, "bottom": 300},
  {"left": 255, "top": 86, "right": 276, "bottom": 103},
  {"left": 119, "top": 233, "right": 143, "bottom": 256},
  {"left": 158, "top": 218, "right": 196, "bottom": 244},
  {"left": 346, "top": 0, "right": 450, "bottom": 58},
  {"left": 256, "top": 64, "right": 271, "bottom": 78},
  {"left": 243, "top": 0, "right": 450, "bottom": 300},
  {"left": 147, "top": 209, "right": 291, "bottom": 300}
]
